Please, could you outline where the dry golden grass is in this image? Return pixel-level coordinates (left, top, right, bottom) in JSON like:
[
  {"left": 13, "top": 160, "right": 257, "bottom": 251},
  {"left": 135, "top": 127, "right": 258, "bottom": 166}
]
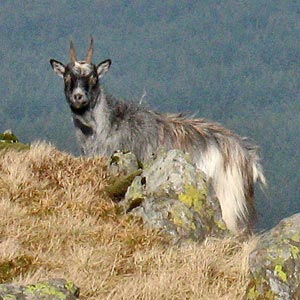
[{"left": 0, "top": 142, "right": 257, "bottom": 299}]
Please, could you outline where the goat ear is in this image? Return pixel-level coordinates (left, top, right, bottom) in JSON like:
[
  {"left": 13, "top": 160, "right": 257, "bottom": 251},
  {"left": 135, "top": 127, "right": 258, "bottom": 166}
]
[
  {"left": 97, "top": 59, "right": 111, "bottom": 78},
  {"left": 50, "top": 59, "right": 65, "bottom": 78}
]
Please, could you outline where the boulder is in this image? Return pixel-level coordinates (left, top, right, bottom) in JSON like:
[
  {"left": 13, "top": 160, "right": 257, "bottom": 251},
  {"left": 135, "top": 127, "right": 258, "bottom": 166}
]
[
  {"left": 106, "top": 150, "right": 142, "bottom": 201},
  {"left": 246, "top": 213, "right": 300, "bottom": 300},
  {"left": 119, "top": 149, "right": 229, "bottom": 243},
  {"left": 108, "top": 150, "right": 141, "bottom": 176},
  {"left": 0, "top": 278, "right": 79, "bottom": 300}
]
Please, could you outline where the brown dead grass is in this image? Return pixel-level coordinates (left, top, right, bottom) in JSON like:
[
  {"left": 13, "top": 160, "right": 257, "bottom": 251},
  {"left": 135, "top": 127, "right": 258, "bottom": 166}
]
[{"left": 0, "top": 142, "right": 257, "bottom": 299}]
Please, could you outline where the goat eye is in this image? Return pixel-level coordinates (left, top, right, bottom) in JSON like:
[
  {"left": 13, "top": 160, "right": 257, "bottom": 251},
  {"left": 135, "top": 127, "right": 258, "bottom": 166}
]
[
  {"left": 89, "top": 75, "right": 97, "bottom": 85},
  {"left": 64, "top": 74, "right": 71, "bottom": 84}
]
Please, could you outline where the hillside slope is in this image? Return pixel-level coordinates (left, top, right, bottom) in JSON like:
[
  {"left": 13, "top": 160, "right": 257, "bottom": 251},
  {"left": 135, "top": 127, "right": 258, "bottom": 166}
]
[
  {"left": 0, "top": 144, "right": 257, "bottom": 299},
  {"left": 2, "top": 1, "right": 300, "bottom": 229}
]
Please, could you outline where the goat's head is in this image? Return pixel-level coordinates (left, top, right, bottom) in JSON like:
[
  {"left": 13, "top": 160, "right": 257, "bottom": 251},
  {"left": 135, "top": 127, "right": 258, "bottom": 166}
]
[{"left": 50, "top": 37, "right": 111, "bottom": 113}]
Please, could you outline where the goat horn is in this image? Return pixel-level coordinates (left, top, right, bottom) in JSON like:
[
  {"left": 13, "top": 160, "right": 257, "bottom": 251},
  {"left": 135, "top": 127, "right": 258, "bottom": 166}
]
[
  {"left": 70, "top": 40, "right": 77, "bottom": 63},
  {"left": 85, "top": 36, "right": 94, "bottom": 64}
]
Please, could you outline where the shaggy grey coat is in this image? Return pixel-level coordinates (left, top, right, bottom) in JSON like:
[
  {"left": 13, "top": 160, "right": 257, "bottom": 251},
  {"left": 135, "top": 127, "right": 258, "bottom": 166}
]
[{"left": 50, "top": 38, "right": 265, "bottom": 233}]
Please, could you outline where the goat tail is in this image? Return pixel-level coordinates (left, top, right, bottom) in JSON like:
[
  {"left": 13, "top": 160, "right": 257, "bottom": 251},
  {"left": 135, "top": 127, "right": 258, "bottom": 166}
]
[
  {"left": 198, "top": 143, "right": 265, "bottom": 233},
  {"left": 252, "top": 156, "right": 267, "bottom": 189}
]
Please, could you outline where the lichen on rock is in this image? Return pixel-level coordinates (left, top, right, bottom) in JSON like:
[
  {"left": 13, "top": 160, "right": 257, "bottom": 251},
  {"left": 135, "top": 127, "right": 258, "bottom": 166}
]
[
  {"left": 108, "top": 150, "right": 141, "bottom": 176},
  {"left": 246, "top": 213, "right": 300, "bottom": 300},
  {"left": 119, "top": 149, "right": 229, "bottom": 243},
  {"left": 105, "top": 150, "right": 143, "bottom": 201},
  {"left": 0, "top": 278, "right": 79, "bottom": 300}
]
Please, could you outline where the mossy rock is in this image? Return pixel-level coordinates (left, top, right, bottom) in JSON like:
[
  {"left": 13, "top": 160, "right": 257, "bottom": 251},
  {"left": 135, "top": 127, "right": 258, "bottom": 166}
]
[
  {"left": 0, "top": 131, "right": 19, "bottom": 142},
  {"left": 106, "top": 151, "right": 143, "bottom": 202},
  {"left": 121, "top": 149, "right": 229, "bottom": 243},
  {"left": 246, "top": 213, "right": 300, "bottom": 300},
  {"left": 0, "top": 278, "right": 79, "bottom": 300},
  {"left": 0, "top": 130, "right": 30, "bottom": 152},
  {"left": 108, "top": 150, "right": 141, "bottom": 176},
  {"left": 105, "top": 169, "right": 143, "bottom": 201}
]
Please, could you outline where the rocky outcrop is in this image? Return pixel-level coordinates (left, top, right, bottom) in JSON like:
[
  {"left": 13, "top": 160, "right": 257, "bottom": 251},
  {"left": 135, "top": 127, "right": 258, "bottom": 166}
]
[
  {"left": 108, "top": 150, "right": 141, "bottom": 176},
  {"left": 0, "top": 130, "right": 29, "bottom": 151},
  {"left": 105, "top": 151, "right": 142, "bottom": 201},
  {"left": 0, "top": 278, "right": 79, "bottom": 300},
  {"left": 115, "top": 149, "right": 229, "bottom": 243},
  {"left": 246, "top": 213, "right": 300, "bottom": 300}
]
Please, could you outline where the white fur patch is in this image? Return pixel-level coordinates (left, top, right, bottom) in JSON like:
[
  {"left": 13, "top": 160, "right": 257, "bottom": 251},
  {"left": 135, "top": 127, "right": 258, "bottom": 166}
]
[
  {"left": 196, "top": 144, "right": 248, "bottom": 232},
  {"left": 73, "top": 61, "right": 93, "bottom": 76},
  {"left": 73, "top": 87, "right": 85, "bottom": 96}
]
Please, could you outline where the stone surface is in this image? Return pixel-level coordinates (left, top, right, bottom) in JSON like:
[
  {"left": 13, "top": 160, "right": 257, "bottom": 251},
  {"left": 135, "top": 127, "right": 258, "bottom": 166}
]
[
  {"left": 246, "top": 213, "right": 300, "bottom": 300},
  {"left": 120, "top": 149, "right": 229, "bottom": 243},
  {"left": 106, "top": 150, "right": 142, "bottom": 201},
  {"left": 108, "top": 150, "right": 140, "bottom": 176},
  {"left": 0, "top": 278, "right": 79, "bottom": 300}
]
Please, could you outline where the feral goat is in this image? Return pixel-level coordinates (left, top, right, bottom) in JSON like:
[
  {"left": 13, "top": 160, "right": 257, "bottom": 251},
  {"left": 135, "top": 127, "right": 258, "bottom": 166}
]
[{"left": 50, "top": 37, "right": 265, "bottom": 233}]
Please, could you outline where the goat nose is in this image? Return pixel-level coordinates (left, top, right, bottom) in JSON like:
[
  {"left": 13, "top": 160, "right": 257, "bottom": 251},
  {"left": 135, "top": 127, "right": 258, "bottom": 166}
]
[{"left": 74, "top": 93, "right": 84, "bottom": 102}]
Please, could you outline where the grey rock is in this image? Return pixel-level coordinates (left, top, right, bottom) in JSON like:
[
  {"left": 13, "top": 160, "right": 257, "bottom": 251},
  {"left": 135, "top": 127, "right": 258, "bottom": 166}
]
[
  {"left": 105, "top": 150, "right": 142, "bottom": 201},
  {"left": 0, "top": 278, "right": 79, "bottom": 300},
  {"left": 108, "top": 150, "right": 140, "bottom": 176},
  {"left": 246, "top": 213, "right": 300, "bottom": 300},
  {"left": 120, "top": 149, "right": 229, "bottom": 243}
]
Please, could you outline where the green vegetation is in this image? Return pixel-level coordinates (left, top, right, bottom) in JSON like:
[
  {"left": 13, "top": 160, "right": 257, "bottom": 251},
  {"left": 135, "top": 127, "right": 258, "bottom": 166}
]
[
  {"left": 105, "top": 169, "right": 143, "bottom": 201},
  {"left": 1, "top": 2, "right": 300, "bottom": 229}
]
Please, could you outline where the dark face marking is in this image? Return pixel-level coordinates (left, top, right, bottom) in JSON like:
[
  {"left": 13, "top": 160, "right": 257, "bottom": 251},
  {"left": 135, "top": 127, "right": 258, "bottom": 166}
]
[
  {"left": 73, "top": 117, "right": 94, "bottom": 135},
  {"left": 50, "top": 56, "right": 112, "bottom": 115},
  {"left": 63, "top": 63, "right": 100, "bottom": 113}
]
